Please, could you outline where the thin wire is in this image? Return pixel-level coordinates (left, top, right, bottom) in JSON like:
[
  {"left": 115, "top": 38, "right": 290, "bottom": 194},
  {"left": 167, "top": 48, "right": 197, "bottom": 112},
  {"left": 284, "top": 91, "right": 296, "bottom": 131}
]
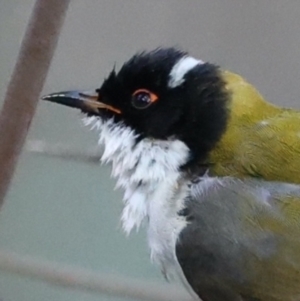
[
  {"left": 0, "top": 250, "right": 193, "bottom": 301},
  {"left": 26, "top": 140, "right": 103, "bottom": 163}
]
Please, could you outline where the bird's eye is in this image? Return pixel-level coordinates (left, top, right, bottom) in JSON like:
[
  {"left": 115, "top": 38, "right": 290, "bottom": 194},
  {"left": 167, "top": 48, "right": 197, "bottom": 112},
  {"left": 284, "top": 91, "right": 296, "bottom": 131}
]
[{"left": 131, "top": 89, "right": 158, "bottom": 109}]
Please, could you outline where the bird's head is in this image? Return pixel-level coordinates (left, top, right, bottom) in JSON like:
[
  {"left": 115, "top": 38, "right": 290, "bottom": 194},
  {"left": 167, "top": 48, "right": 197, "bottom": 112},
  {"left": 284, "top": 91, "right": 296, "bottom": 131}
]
[{"left": 43, "top": 47, "right": 229, "bottom": 171}]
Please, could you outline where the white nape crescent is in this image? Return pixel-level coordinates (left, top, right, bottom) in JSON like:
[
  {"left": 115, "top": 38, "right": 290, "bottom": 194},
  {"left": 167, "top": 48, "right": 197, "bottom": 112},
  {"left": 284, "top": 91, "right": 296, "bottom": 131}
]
[{"left": 168, "top": 56, "right": 204, "bottom": 88}]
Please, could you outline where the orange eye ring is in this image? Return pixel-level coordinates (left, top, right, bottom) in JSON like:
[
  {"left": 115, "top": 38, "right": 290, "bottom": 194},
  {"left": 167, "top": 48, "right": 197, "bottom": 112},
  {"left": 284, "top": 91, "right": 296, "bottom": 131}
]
[
  {"left": 132, "top": 89, "right": 158, "bottom": 103},
  {"left": 131, "top": 89, "right": 158, "bottom": 109}
]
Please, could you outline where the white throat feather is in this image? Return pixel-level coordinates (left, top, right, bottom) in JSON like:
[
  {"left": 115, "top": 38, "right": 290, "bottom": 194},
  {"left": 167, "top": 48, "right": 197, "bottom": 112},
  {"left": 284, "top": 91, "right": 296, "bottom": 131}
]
[{"left": 83, "top": 116, "right": 190, "bottom": 234}]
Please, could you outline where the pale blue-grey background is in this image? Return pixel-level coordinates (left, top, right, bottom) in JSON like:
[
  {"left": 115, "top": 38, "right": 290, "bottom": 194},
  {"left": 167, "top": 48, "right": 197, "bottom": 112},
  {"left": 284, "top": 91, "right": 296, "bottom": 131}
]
[{"left": 0, "top": 1, "right": 300, "bottom": 300}]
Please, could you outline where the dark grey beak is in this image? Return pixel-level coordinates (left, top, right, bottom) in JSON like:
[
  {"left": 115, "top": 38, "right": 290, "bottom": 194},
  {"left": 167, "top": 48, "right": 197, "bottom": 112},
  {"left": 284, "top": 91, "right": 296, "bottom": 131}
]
[{"left": 42, "top": 90, "right": 121, "bottom": 115}]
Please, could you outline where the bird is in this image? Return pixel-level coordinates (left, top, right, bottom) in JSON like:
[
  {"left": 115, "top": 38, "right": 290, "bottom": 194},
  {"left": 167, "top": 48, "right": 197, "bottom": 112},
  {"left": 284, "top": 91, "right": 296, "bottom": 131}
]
[{"left": 43, "top": 47, "right": 300, "bottom": 301}]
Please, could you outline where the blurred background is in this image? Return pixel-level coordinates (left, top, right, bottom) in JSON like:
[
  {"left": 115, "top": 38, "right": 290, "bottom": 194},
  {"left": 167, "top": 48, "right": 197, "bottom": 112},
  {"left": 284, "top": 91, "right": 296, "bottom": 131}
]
[{"left": 0, "top": 1, "right": 300, "bottom": 300}]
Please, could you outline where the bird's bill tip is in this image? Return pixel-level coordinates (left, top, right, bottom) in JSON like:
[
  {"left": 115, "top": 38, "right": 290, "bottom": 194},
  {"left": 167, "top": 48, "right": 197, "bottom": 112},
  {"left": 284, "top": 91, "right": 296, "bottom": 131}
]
[
  {"left": 42, "top": 90, "right": 98, "bottom": 101},
  {"left": 42, "top": 90, "right": 121, "bottom": 115}
]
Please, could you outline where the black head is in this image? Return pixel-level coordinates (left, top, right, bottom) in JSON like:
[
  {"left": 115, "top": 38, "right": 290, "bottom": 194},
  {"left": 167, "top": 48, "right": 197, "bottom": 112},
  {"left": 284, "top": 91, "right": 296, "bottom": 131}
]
[{"left": 43, "top": 47, "right": 229, "bottom": 166}]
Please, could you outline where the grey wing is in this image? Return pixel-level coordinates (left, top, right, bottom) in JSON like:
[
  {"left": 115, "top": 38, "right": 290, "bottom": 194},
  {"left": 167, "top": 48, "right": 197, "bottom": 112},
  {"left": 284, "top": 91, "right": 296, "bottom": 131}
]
[{"left": 175, "top": 177, "right": 300, "bottom": 301}]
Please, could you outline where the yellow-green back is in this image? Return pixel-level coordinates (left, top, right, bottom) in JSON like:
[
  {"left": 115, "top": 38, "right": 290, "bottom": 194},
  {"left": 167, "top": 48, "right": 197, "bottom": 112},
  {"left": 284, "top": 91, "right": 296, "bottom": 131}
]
[{"left": 208, "top": 71, "right": 300, "bottom": 184}]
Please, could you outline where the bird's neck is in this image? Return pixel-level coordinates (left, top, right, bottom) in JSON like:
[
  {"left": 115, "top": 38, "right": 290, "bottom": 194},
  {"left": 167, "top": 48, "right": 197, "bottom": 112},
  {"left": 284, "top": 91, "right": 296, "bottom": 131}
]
[
  {"left": 85, "top": 117, "right": 190, "bottom": 234},
  {"left": 222, "top": 70, "right": 280, "bottom": 122},
  {"left": 207, "top": 70, "right": 281, "bottom": 176},
  {"left": 115, "top": 137, "right": 189, "bottom": 234}
]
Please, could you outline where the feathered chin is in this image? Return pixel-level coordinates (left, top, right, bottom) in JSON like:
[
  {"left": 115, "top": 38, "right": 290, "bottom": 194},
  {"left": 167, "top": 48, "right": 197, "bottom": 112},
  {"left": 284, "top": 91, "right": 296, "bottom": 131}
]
[{"left": 82, "top": 115, "right": 190, "bottom": 234}]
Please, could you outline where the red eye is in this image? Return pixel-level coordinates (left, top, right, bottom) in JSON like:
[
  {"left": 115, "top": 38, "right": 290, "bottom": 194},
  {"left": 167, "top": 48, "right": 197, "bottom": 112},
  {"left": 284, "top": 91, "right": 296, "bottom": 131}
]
[{"left": 131, "top": 89, "right": 158, "bottom": 109}]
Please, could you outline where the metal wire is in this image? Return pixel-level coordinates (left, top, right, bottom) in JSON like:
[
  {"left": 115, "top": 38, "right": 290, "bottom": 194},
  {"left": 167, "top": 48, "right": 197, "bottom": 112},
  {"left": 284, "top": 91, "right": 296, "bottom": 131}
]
[
  {"left": 26, "top": 140, "right": 103, "bottom": 163},
  {"left": 0, "top": 250, "right": 193, "bottom": 301}
]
